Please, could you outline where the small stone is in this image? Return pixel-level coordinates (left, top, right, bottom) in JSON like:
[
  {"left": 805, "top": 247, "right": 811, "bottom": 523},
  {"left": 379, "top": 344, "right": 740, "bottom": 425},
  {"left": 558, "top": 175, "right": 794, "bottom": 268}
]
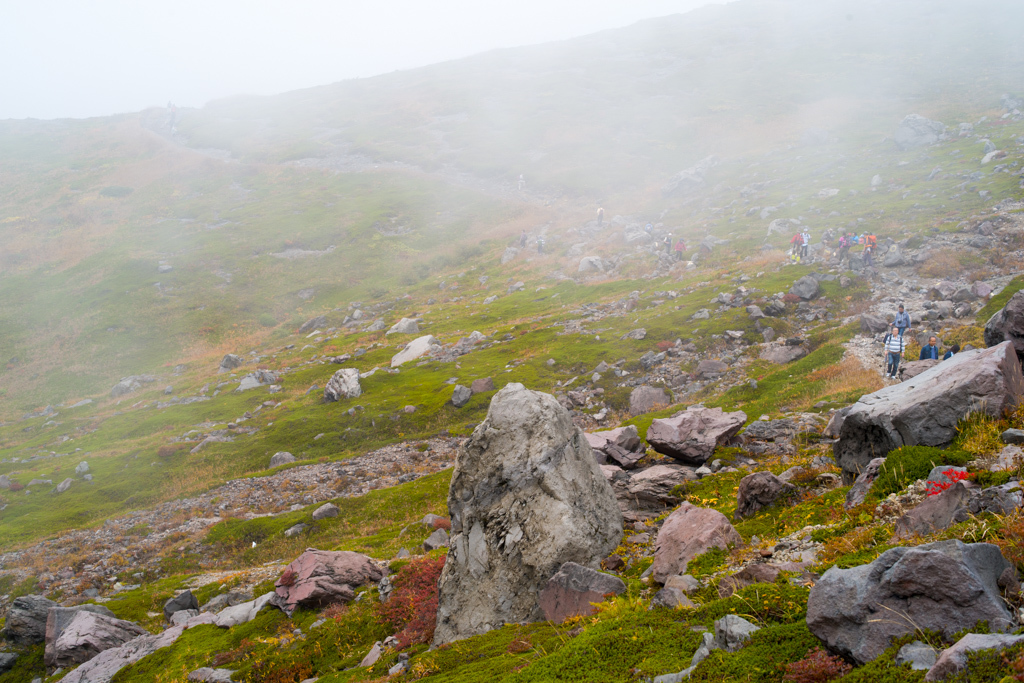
[{"left": 312, "top": 503, "right": 340, "bottom": 521}]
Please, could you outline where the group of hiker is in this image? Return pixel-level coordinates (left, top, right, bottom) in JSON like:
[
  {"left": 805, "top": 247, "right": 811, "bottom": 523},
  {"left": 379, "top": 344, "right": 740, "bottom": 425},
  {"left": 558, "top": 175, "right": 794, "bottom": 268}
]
[
  {"left": 880, "top": 304, "right": 960, "bottom": 379},
  {"left": 786, "top": 229, "right": 878, "bottom": 268}
]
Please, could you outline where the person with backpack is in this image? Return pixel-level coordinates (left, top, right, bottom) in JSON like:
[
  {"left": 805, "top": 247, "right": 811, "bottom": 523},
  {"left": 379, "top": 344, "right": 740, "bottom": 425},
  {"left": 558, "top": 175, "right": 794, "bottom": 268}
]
[
  {"left": 520, "top": 230, "right": 527, "bottom": 249},
  {"left": 883, "top": 326, "right": 906, "bottom": 379},
  {"left": 674, "top": 238, "right": 686, "bottom": 261},
  {"left": 892, "top": 305, "right": 911, "bottom": 337},
  {"left": 919, "top": 336, "right": 940, "bottom": 360},
  {"left": 943, "top": 343, "right": 960, "bottom": 360},
  {"left": 790, "top": 232, "right": 803, "bottom": 261},
  {"left": 837, "top": 233, "right": 851, "bottom": 266},
  {"left": 662, "top": 233, "right": 673, "bottom": 254},
  {"left": 801, "top": 230, "right": 811, "bottom": 259},
  {"left": 863, "top": 233, "right": 877, "bottom": 267},
  {"left": 536, "top": 236, "right": 545, "bottom": 254}
]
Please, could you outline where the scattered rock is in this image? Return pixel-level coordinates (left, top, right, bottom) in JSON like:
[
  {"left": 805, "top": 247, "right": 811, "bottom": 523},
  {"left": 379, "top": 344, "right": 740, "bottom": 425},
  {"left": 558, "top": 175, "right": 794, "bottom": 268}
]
[
  {"left": 451, "top": 385, "right": 472, "bottom": 408},
  {"left": 1, "top": 595, "right": 57, "bottom": 644},
  {"left": 578, "top": 257, "right": 605, "bottom": 274},
  {"left": 894, "top": 480, "right": 976, "bottom": 539},
  {"left": 625, "top": 465, "right": 694, "bottom": 509},
  {"left": 75, "top": 461, "right": 89, "bottom": 475},
  {"left": 646, "top": 406, "right": 747, "bottom": 466},
  {"left": 187, "top": 668, "right": 236, "bottom": 683},
  {"left": 60, "top": 622, "right": 188, "bottom": 683},
  {"left": 984, "top": 291, "right": 1024, "bottom": 362},
  {"left": 844, "top": 457, "right": 886, "bottom": 509},
  {"left": 759, "top": 343, "right": 807, "bottom": 364},
  {"left": 715, "top": 614, "right": 761, "bottom": 652},
  {"left": 269, "top": 452, "right": 296, "bottom": 468},
  {"left": 833, "top": 342, "right": 1024, "bottom": 482},
  {"left": 734, "top": 471, "right": 796, "bottom": 519},
  {"left": 969, "top": 482, "right": 1023, "bottom": 516},
  {"left": 629, "top": 386, "right": 671, "bottom": 415},
  {"left": 386, "top": 318, "right": 420, "bottom": 335},
  {"left": 324, "top": 368, "right": 361, "bottom": 401},
  {"left": 538, "top": 562, "right": 627, "bottom": 622},
  {"left": 424, "top": 528, "right": 449, "bottom": 552},
  {"left": 807, "top": 540, "right": 1015, "bottom": 665},
  {"left": 56, "top": 478, "right": 73, "bottom": 494},
  {"left": 391, "top": 335, "right": 439, "bottom": 367},
  {"left": 433, "top": 384, "right": 623, "bottom": 644},
  {"left": 1002, "top": 428, "right": 1024, "bottom": 445},
  {"left": 274, "top": 550, "right": 384, "bottom": 614},
  {"left": 470, "top": 378, "right": 496, "bottom": 394},
  {"left": 789, "top": 275, "right": 820, "bottom": 300},
  {"left": 652, "top": 503, "right": 742, "bottom": 583},
  {"left": 163, "top": 590, "right": 199, "bottom": 621},
  {"left": 894, "top": 114, "right": 946, "bottom": 149},
  {"left": 46, "top": 610, "right": 148, "bottom": 669},
  {"left": 621, "top": 328, "right": 647, "bottom": 341},
  {"left": 586, "top": 426, "right": 646, "bottom": 469},
  {"left": 695, "top": 360, "right": 728, "bottom": 378},
  {"left": 219, "top": 355, "right": 242, "bottom": 374},
  {"left": 896, "top": 641, "right": 939, "bottom": 671},
  {"left": 298, "top": 315, "right": 328, "bottom": 334},
  {"left": 925, "top": 633, "right": 1024, "bottom": 681},
  {"left": 312, "top": 503, "right": 340, "bottom": 521}
]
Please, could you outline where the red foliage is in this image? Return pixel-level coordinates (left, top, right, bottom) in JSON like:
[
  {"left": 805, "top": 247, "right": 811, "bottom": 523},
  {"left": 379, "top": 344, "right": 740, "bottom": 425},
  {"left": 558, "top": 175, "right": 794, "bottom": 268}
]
[
  {"left": 377, "top": 554, "right": 446, "bottom": 648},
  {"left": 782, "top": 293, "right": 802, "bottom": 304},
  {"left": 655, "top": 340, "right": 674, "bottom": 352},
  {"left": 432, "top": 517, "right": 452, "bottom": 531},
  {"left": 926, "top": 469, "right": 970, "bottom": 496},
  {"left": 1003, "top": 649, "right": 1024, "bottom": 681},
  {"left": 278, "top": 568, "right": 296, "bottom": 587},
  {"left": 783, "top": 647, "right": 852, "bottom": 682},
  {"left": 8, "top": 482, "right": 24, "bottom": 492}
]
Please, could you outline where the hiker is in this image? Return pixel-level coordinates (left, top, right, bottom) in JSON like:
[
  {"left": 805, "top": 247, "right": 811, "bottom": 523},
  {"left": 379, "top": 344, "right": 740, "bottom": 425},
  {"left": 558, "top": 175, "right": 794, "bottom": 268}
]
[
  {"left": 663, "top": 234, "right": 673, "bottom": 254},
  {"left": 863, "top": 233, "right": 877, "bottom": 268},
  {"left": 883, "top": 326, "right": 906, "bottom": 379},
  {"left": 536, "top": 236, "right": 545, "bottom": 254},
  {"left": 919, "top": 335, "right": 940, "bottom": 360},
  {"left": 597, "top": 207, "right": 604, "bottom": 226},
  {"left": 801, "top": 230, "right": 811, "bottom": 259},
  {"left": 837, "top": 233, "right": 851, "bottom": 265},
  {"left": 518, "top": 174, "right": 525, "bottom": 190},
  {"left": 645, "top": 223, "right": 653, "bottom": 235},
  {"left": 674, "top": 238, "right": 686, "bottom": 261},
  {"left": 892, "top": 305, "right": 911, "bottom": 337},
  {"left": 520, "top": 230, "right": 527, "bottom": 249},
  {"left": 943, "top": 343, "right": 961, "bottom": 360},
  {"left": 790, "top": 232, "right": 803, "bottom": 261}
]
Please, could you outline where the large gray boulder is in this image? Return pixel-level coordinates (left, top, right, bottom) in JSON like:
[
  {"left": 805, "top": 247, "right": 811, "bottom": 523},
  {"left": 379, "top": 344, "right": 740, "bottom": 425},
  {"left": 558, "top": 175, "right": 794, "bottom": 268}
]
[
  {"left": 218, "top": 353, "right": 243, "bottom": 373},
  {"left": 324, "top": 368, "right": 361, "bottom": 401},
  {"left": 646, "top": 406, "right": 747, "bottom": 466},
  {"left": 585, "top": 426, "right": 646, "bottom": 469},
  {"left": 433, "top": 383, "right": 623, "bottom": 644},
  {"left": 273, "top": 550, "right": 383, "bottom": 614},
  {"left": 734, "top": 471, "right": 796, "bottom": 519},
  {"left": 1, "top": 594, "right": 56, "bottom": 644},
  {"left": 391, "top": 335, "right": 438, "bottom": 367},
  {"left": 833, "top": 342, "right": 1024, "bottom": 482},
  {"left": 46, "top": 610, "right": 148, "bottom": 669},
  {"left": 386, "top": 317, "right": 420, "bottom": 335},
  {"left": 625, "top": 465, "right": 694, "bottom": 509},
  {"left": 61, "top": 623, "right": 188, "bottom": 683},
  {"left": 806, "top": 540, "right": 1015, "bottom": 665},
  {"left": 789, "top": 276, "right": 820, "bottom": 300},
  {"left": 43, "top": 605, "right": 118, "bottom": 667},
  {"left": 163, "top": 590, "right": 199, "bottom": 621},
  {"left": 894, "top": 114, "right": 946, "bottom": 149},
  {"left": 629, "top": 386, "right": 670, "bottom": 414},
  {"left": 984, "top": 290, "right": 1024, "bottom": 362}
]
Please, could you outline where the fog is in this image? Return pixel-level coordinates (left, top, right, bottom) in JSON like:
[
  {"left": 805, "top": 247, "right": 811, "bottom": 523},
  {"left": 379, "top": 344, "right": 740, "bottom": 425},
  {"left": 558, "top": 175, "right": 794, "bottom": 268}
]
[{"left": 0, "top": 0, "right": 730, "bottom": 120}]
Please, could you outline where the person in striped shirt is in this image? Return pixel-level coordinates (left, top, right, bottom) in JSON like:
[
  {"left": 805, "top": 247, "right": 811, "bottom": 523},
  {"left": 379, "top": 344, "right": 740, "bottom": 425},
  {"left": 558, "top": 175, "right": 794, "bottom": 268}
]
[{"left": 883, "top": 326, "right": 906, "bottom": 378}]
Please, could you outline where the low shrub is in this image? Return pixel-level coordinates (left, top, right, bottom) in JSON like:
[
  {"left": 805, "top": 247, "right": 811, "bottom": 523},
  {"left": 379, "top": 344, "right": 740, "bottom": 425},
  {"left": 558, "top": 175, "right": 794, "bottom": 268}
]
[
  {"left": 871, "top": 446, "right": 972, "bottom": 500},
  {"left": 782, "top": 647, "right": 852, "bottom": 682},
  {"left": 377, "top": 553, "right": 446, "bottom": 647}
]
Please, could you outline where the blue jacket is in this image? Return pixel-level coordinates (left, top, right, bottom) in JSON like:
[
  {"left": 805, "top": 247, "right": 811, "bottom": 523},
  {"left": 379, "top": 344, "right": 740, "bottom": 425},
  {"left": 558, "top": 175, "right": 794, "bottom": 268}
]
[
  {"left": 919, "top": 345, "right": 939, "bottom": 360},
  {"left": 893, "top": 311, "right": 911, "bottom": 329}
]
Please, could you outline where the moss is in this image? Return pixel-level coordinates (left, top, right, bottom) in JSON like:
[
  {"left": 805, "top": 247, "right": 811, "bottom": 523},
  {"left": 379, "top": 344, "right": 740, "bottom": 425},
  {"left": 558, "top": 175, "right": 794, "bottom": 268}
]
[
  {"left": 0, "top": 644, "right": 46, "bottom": 683},
  {"left": 869, "top": 446, "right": 973, "bottom": 501},
  {"left": 689, "top": 547, "right": 729, "bottom": 579},
  {"left": 688, "top": 622, "right": 821, "bottom": 682},
  {"left": 977, "top": 276, "right": 1024, "bottom": 320}
]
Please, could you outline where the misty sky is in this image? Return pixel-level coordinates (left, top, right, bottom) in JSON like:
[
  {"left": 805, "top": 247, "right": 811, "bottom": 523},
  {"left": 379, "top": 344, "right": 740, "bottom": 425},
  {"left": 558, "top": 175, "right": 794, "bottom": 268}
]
[{"left": 1, "top": 0, "right": 729, "bottom": 121}]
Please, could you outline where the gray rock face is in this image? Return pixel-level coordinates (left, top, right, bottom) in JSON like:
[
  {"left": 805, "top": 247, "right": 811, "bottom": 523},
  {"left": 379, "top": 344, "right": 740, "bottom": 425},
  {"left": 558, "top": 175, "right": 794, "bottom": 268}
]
[
  {"left": 734, "top": 472, "right": 796, "bottom": 519},
  {"left": 470, "top": 377, "right": 496, "bottom": 394},
  {"left": 896, "top": 641, "right": 939, "bottom": 671},
  {"left": 969, "top": 482, "right": 1023, "bottom": 516},
  {"left": 742, "top": 419, "right": 794, "bottom": 443},
  {"left": 56, "top": 477, "right": 73, "bottom": 493},
  {"left": 75, "top": 461, "right": 90, "bottom": 475},
  {"left": 984, "top": 290, "right": 1024, "bottom": 362},
  {"left": 715, "top": 614, "right": 761, "bottom": 652},
  {"left": 1003, "top": 428, "right": 1024, "bottom": 445},
  {"left": 646, "top": 406, "right": 747, "bottom": 466},
  {"left": 578, "top": 256, "right": 605, "bottom": 274},
  {"left": 833, "top": 342, "right": 1024, "bottom": 482},
  {"left": 218, "top": 353, "right": 243, "bottom": 373},
  {"left": 894, "top": 480, "right": 976, "bottom": 539},
  {"left": 274, "top": 550, "right": 382, "bottom": 614},
  {"left": 2, "top": 595, "right": 56, "bottom": 644},
  {"left": 61, "top": 622, "right": 189, "bottom": 683},
  {"left": 806, "top": 540, "right": 1015, "bottom": 665},
  {"left": 860, "top": 314, "right": 890, "bottom": 333},
  {"left": 925, "top": 633, "right": 1024, "bottom": 681},
  {"left": 629, "top": 386, "right": 670, "bottom": 415},
  {"left": 391, "top": 335, "right": 439, "bottom": 367},
  {"left": 899, "top": 359, "right": 940, "bottom": 381},
  {"left": 883, "top": 245, "right": 906, "bottom": 267},
  {"left": 894, "top": 114, "right": 946, "bottom": 149},
  {"left": 625, "top": 465, "right": 694, "bottom": 509},
  {"left": 538, "top": 562, "right": 626, "bottom": 622},
  {"left": 433, "top": 383, "right": 623, "bottom": 644},
  {"left": 0, "top": 653, "right": 17, "bottom": 674},
  {"left": 759, "top": 344, "right": 807, "bottom": 364},
  {"left": 47, "top": 610, "right": 148, "bottom": 669},
  {"left": 386, "top": 317, "right": 420, "bottom": 335},
  {"left": 789, "top": 275, "right": 820, "bottom": 300},
  {"left": 215, "top": 592, "right": 277, "bottom": 628},
  {"left": 269, "top": 451, "right": 296, "bottom": 468},
  {"left": 298, "top": 315, "right": 328, "bottom": 333},
  {"left": 44, "top": 605, "right": 117, "bottom": 667},
  {"left": 451, "top": 384, "right": 472, "bottom": 408},
  {"left": 324, "top": 368, "right": 361, "bottom": 401},
  {"left": 585, "top": 426, "right": 646, "bottom": 469},
  {"left": 652, "top": 503, "right": 742, "bottom": 583},
  {"left": 163, "top": 590, "right": 199, "bottom": 621},
  {"left": 424, "top": 528, "right": 449, "bottom": 552},
  {"left": 844, "top": 457, "right": 886, "bottom": 509},
  {"left": 312, "top": 503, "right": 340, "bottom": 521}
]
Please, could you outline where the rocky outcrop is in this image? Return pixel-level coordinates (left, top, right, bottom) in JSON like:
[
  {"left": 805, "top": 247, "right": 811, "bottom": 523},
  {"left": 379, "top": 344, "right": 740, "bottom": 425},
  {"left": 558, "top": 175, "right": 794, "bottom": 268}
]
[
  {"left": 386, "top": 317, "right": 420, "bottom": 335},
  {"left": 433, "top": 384, "right": 623, "bottom": 644},
  {"left": 391, "top": 335, "right": 439, "bottom": 367},
  {"left": 646, "top": 406, "right": 747, "bottom": 466},
  {"left": 538, "top": 562, "right": 626, "bottom": 623},
  {"left": 652, "top": 503, "right": 742, "bottom": 583},
  {"left": 624, "top": 465, "right": 693, "bottom": 509},
  {"left": 844, "top": 457, "right": 886, "bottom": 509},
  {"left": 925, "top": 633, "right": 1024, "bottom": 681},
  {"left": 269, "top": 451, "right": 296, "bottom": 468},
  {"left": 984, "top": 290, "right": 1024, "bottom": 362},
  {"left": 1, "top": 594, "right": 56, "bottom": 644},
  {"left": 324, "top": 368, "right": 361, "bottom": 401},
  {"left": 894, "top": 114, "right": 946, "bottom": 149},
  {"left": 833, "top": 342, "right": 1024, "bottom": 482},
  {"left": 451, "top": 384, "right": 472, "bottom": 408},
  {"left": 298, "top": 315, "right": 328, "bottom": 333},
  {"left": 218, "top": 354, "right": 243, "bottom": 373},
  {"left": 214, "top": 592, "right": 277, "bottom": 628},
  {"left": 734, "top": 471, "right": 796, "bottom": 519},
  {"left": 44, "top": 605, "right": 118, "bottom": 667},
  {"left": 46, "top": 610, "right": 148, "bottom": 669},
  {"left": 806, "top": 540, "right": 1015, "bottom": 665},
  {"left": 894, "top": 480, "right": 976, "bottom": 539},
  {"left": 759, "top": 344, "right": 807, "bottom": 364},
  {"left": 899, "top": 359, "right": 940, "bottom": 381},
  {"left": 629, "top": 386, "right": 670, "bottom": 414},
  {"left": 789, "top": 276, "right": 820, "bottom": 300},
  {"left": 163, "top": 590, "right": 199, "bottom": 621},
  {"left": 586, "top": 426, "right": 646, "bottom": 469},
  {"left": 61, "top": 623, "right": 188, "bottom": 683},
  {"left": 274, "top": 550, "right": 383, "bottom": 614}
]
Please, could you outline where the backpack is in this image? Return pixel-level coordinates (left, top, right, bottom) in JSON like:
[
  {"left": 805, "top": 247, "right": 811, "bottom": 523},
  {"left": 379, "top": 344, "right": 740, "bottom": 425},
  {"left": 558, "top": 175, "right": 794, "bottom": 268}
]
[{"left": 865, "top": 235, "right": 877, "bottom": 249}]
